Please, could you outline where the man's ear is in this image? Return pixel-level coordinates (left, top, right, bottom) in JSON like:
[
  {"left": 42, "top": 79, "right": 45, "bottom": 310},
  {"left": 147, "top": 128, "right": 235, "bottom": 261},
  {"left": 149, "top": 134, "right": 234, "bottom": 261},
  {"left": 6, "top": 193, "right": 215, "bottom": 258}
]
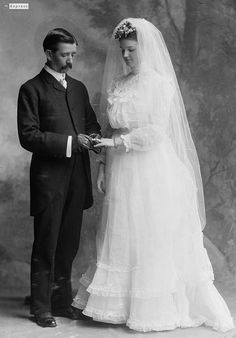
[{"left": 45, "top": 49, "right": 53, "bottom": 61}]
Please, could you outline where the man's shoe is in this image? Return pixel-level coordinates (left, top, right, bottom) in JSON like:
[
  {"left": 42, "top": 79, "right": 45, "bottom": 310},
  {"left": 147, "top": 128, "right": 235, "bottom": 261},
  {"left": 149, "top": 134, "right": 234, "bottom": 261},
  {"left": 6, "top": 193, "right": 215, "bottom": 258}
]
[
  {"left": 52, "top": 306, "right": 90, "bottom": 320},
  {"left": 34, "top": 312, "right": 57, "bottom": 328}
]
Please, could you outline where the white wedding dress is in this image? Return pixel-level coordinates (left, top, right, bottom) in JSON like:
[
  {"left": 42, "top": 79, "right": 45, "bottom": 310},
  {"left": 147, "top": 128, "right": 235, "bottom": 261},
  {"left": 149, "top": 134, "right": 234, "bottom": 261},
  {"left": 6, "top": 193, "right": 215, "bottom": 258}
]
[{"left": 73, "top": 68, "right": 234, "bottom": 332}]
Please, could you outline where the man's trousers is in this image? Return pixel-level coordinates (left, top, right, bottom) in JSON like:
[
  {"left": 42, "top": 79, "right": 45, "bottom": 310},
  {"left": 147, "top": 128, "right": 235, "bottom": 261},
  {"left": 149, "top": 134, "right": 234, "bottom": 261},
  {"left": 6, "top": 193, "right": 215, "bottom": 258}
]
[{"left": 30, "top": 153, "right": 88, "bottom": 315}]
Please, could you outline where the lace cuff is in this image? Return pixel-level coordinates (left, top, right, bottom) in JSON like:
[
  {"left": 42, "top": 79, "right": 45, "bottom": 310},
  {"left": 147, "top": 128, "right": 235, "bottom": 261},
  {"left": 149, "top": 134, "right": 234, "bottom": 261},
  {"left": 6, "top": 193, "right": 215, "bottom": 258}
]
[{"left": 120, "top": 134, "right": 131, "bottom": 152}]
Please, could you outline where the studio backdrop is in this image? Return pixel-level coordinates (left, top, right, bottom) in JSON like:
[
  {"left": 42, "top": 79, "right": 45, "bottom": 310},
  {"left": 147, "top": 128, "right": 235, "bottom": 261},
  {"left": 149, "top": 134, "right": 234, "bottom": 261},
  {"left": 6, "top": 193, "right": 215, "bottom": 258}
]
[{"left": 0, "top": 0, "right": 236, "bottom": 295}]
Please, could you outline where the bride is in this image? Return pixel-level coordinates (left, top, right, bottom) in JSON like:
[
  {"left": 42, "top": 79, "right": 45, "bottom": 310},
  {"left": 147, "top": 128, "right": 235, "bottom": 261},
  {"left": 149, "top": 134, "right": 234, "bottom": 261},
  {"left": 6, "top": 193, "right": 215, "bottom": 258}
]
[{"left": 73, "top": 18, "right": 234, "bottom": 332}]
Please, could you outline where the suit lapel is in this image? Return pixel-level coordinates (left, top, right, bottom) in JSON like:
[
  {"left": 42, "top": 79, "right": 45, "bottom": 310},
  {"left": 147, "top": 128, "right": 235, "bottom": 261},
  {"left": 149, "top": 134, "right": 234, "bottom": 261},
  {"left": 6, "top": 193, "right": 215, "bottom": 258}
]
[
  {"left": 65, "top": 74, "right": 74, "bottom": 93},
  {"left": 40, "top": 68, "right": 75, "bottom": 93},
  {"left": 40, "top": 68, "right": 66, "bottom": 93},
  {"left": 53, "top": 80, "right": 66, "bottom": 92},
  {"left": 39, "top": 69, "right": 82, "bottom": 134},
  {"left": 65, "top": 75, "right": 80, "bottom": 133}
]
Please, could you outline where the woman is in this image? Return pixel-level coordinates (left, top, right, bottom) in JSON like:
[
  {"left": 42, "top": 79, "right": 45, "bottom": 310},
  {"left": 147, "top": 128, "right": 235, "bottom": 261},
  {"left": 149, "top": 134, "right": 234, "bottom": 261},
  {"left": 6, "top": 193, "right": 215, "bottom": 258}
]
[{"left": 73, "top": 18, "right": 234, "bottom": 332}]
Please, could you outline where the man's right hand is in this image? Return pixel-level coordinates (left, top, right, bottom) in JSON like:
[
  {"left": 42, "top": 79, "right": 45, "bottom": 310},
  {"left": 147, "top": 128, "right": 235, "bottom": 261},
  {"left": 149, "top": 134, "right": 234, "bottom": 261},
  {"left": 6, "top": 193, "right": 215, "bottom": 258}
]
[
  {"left": 77, "top": 134, "right": 91, "bottom": 149},
  {"left": 72, "top": 134, "right": 91, "bottom": 153}
]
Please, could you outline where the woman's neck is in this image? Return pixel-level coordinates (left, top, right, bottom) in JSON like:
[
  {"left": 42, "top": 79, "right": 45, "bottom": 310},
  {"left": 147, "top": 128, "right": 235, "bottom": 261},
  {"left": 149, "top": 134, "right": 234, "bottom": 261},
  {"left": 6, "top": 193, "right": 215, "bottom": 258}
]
[{"left": 130, "top": 65, "right": 140, "bottom": 74}]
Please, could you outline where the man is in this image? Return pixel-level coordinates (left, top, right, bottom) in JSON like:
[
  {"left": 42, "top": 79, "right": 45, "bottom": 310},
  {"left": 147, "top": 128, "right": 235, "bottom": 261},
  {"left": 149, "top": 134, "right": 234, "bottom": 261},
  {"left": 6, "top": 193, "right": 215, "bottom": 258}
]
[{"left": 17, "top": 28, "right": 101, "bottom": 328}]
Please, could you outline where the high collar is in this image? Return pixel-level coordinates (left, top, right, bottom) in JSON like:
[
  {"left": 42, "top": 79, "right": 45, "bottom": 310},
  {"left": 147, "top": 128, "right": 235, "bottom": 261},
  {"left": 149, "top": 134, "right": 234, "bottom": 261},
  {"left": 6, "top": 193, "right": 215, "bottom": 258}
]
[
  {"left": 44, "top": 64, "right": 66, "bottom": 82},
  {"left": 40, "top": 68, "right": 74, "bottom": 93}
]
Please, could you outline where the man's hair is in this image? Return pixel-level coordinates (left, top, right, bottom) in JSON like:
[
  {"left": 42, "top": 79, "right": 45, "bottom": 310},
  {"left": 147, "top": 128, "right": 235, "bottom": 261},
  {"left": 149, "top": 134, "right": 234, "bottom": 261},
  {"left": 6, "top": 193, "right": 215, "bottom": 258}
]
[{"left": 43, "top": 28, "right": 78, "bottom": 52}]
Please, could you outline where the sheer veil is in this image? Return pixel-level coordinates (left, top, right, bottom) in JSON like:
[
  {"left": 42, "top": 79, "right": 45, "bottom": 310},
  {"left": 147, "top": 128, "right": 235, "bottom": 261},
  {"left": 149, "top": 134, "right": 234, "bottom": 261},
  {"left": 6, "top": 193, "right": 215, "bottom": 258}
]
[{"left": 100, "top": 18, "right": 206, "bottom": 229}]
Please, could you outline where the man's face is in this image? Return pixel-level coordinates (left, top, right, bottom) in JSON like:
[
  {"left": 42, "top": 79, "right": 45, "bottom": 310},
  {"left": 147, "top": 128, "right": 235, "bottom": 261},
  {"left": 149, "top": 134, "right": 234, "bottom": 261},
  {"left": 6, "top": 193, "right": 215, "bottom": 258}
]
[{"left": 47, "top": 42, "right": 77, "bottom": 73}]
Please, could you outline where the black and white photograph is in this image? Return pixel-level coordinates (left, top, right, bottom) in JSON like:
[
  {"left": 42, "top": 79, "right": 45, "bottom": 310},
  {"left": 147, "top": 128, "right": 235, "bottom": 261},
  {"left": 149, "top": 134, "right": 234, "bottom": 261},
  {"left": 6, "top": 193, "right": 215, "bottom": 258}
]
[{"left": 0, "top": 0, "right": 236, "bottom": 337}]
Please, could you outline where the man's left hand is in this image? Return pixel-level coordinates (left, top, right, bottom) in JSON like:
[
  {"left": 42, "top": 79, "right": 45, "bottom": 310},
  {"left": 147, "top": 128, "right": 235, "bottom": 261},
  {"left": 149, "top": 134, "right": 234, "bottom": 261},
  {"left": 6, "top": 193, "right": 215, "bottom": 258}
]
[{"left": 88, "top": 133, "right": 102, "bottom": 153}]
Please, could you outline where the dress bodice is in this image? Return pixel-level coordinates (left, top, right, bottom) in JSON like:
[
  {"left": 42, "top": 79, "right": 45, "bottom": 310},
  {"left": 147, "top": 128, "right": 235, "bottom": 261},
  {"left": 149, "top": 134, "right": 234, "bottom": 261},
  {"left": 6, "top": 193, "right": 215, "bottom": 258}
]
[{"left": 107, "top": 69, "right": 173, "bottom": 133}]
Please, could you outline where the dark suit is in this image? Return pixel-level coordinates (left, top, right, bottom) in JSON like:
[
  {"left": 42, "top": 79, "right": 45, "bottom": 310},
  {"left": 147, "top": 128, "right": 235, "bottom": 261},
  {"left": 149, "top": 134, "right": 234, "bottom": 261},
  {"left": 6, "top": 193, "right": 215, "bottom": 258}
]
[{"left": 17, "top": 68, "right": 101, "bottom": 314}]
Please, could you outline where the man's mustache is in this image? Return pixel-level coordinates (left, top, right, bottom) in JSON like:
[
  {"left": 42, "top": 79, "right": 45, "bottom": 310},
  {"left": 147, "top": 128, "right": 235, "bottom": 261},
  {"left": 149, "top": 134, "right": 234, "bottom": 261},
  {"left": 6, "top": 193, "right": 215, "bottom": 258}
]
[{"left": 62, "top": 63, "right": 72, "bottom": 70}]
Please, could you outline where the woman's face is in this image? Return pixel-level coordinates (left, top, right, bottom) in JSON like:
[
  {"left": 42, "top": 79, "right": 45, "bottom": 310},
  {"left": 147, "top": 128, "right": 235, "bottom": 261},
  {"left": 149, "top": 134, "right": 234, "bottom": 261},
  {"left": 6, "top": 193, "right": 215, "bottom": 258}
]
[{"left": 119, "top": 39, "right": 139, "bottom": 70}]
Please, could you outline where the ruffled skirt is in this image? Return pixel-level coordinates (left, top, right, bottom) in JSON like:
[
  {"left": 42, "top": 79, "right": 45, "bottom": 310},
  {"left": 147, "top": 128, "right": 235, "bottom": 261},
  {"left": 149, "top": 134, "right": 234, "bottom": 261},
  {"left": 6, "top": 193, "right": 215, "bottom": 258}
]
[{"left": 73, "top": 141, "right": 234, "bottom": 332}]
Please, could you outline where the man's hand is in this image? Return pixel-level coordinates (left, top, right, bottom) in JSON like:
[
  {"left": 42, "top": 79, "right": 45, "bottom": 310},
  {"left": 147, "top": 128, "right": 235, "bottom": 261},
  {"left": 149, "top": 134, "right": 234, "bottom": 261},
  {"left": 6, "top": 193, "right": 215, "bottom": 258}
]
[
  {"left": 73, "top": 134, "right": 102, "bottom": 153},
  {"left": 88, "top": 133, "right": 102, "bottom": 153},
  {"left": 89, "top": 133, "right": 101, "bottom": 141},
  {"left": 77, "top": 134, "right": 91, "bottom": 150},
  {"left": 72, "top": 134, "right": 91, "bottom": 153}
]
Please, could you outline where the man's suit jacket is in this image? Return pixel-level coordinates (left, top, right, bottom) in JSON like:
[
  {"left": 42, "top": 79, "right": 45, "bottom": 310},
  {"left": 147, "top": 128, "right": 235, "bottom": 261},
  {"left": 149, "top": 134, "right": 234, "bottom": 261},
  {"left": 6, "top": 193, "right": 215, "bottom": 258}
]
[{"left": 17, "top": 68, "right": 101, "bottom": 216}]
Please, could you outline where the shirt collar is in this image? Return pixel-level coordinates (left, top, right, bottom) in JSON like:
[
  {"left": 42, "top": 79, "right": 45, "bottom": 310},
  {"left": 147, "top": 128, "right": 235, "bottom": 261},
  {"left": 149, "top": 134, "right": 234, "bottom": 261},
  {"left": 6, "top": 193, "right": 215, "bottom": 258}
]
[{"left": 44, "top": 64, "right": 66, "bottom": 82}]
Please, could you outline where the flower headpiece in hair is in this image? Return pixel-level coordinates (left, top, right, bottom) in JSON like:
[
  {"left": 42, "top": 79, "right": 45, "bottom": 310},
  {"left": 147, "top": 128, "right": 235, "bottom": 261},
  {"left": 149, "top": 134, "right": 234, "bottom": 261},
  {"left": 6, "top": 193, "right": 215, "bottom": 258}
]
[{"left": 114, "top": 20, "right": 136, "bottom": 39}]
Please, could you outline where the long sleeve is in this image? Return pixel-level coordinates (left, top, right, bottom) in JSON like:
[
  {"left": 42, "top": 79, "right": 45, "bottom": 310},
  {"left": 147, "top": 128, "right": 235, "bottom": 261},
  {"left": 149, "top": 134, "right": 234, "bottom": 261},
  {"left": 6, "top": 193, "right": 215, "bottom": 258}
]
[
  {"left": 121, "top": 79, "right": 175, "bottom": 152},
  {"left": 17, "top": 84, "right": 68, "bottom": 157},
  {"left": 122, "top": 124, "right": 167, "bottom": 152}
]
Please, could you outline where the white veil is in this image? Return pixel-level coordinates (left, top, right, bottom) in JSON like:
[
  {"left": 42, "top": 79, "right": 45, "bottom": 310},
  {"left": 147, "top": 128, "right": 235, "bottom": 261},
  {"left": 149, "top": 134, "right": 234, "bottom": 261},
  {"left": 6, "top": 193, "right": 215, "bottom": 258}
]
[{"left": 100, "top": 18, "right": 206, "bottom": 229}]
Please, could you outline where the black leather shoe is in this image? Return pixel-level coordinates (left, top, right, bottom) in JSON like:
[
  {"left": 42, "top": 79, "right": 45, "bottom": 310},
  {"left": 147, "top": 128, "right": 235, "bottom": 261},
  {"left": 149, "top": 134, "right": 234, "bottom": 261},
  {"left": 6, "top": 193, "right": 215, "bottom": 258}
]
[
  {"left": 52, "top": 306, "right": 90, "bottom": 320},
  {"left": 34, "top": 312, "right": 57, "bottom": 328}
]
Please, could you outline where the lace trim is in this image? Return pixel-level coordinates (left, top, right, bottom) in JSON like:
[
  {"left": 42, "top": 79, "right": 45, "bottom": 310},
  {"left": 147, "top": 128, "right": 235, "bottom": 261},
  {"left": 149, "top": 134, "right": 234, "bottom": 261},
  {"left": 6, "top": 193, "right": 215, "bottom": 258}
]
[
  {"left": 79, "top": 266, "right": 214, "bottom": 298},
  {"left": 76, "top": 279, "right": 217, "bottom": 299},
  {"left": 83, "top": 306, "right": 129, "bottom": 325},
  {"left": 107, "top": 75, "right": 138, "bottom": 105},
  {"left": 81, "top": 308, "right": 234, "bottom": 333},
  {"left": 79, "top": 273, "right": 179, "bottom": 298},
  {"left": 205, "top": 319, "right": 235, "bottom": 333},
  {"left": 127, "top": 318, "right": 202, "bottom": 332},
  {"left": 81, "top": 260, "right": 214, "bottom": 280},
  {"left": 73, "top": 280, "right": 234, "bottom": 333},
  {"left": 96, "top": 261, "right": 138, "bottom": 272},
  {"left": 120, "top": 134, "right": 131, "bottom": 152},
  {"left": 72, "top": 299, "right": 86, "bottom": 310},
  {"left": 86, "top": 285, "right": 177, "bottom": 298}
]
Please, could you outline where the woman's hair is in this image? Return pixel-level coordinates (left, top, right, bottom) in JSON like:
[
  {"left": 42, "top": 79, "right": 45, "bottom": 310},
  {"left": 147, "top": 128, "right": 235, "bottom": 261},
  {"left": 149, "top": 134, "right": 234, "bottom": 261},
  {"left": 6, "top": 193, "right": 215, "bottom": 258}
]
[
  {"left": 43, "top": 28, "right": 78, "bottom": 52},
  {"left": 114, "top": 20, "right": 137, "bottom": 41},
  {"left": 119, "top": 30, "right": 137, "bottom": 41}
]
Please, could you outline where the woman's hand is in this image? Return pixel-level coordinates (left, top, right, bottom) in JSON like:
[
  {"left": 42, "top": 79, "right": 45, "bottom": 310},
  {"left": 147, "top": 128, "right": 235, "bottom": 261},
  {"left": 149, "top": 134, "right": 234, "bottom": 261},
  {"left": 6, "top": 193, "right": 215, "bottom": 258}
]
[
  {"left": 94, "top": 138, "right": 115, "bottom": 148},
  {"left": 97, "top": 164, "right": 106, "bottom": 193}
]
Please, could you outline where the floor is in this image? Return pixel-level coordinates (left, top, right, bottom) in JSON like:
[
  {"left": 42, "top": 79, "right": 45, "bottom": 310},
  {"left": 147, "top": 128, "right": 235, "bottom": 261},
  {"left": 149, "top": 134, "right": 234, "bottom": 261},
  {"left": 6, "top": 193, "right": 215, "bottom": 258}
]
[{"left": 0, "top": 286, "right": 235, "bottom": 338}]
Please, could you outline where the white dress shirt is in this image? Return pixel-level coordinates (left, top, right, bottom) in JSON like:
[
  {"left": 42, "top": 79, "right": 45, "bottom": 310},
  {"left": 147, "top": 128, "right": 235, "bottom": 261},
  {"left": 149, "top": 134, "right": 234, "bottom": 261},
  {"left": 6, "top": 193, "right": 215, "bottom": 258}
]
[
  {"left": 44, "top": 65, "right": 72, "bottom": 157},
  {"left": 44, "top": 64, "right": 67, "bottom": 88}
]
